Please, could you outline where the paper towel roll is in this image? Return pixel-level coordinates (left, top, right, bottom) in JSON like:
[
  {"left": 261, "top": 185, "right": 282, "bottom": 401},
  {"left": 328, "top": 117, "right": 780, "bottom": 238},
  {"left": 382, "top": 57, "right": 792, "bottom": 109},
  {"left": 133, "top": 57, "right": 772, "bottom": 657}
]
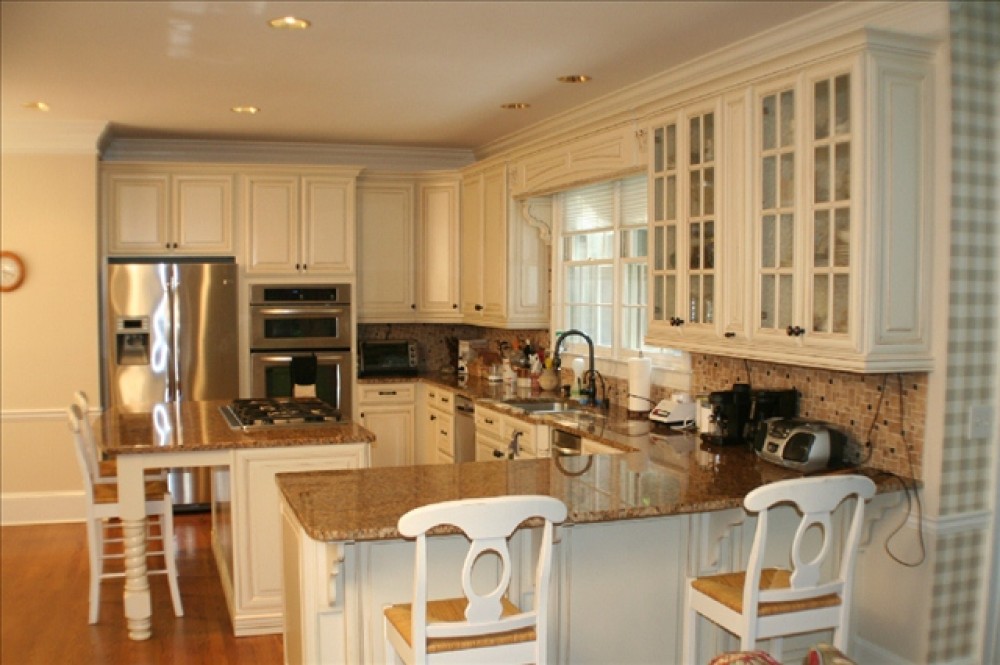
[{"left": 627, "top": 357, "right": 652, "bottom": 412}]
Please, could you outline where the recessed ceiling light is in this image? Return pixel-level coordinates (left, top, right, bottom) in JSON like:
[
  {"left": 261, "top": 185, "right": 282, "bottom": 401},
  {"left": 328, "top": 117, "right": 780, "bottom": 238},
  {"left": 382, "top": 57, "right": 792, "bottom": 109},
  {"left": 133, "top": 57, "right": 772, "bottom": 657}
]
[
  {"left": 23, "top": 101, "right": 50, "bottom": 112},
  {"left": 231, "top": 106, "right": 260, "bottom": 115},
  {"left": 268, "top": 16, "right": 311, "bottom": 30},
  {"left": 501, "top": 103, "right": 531, "bottom": 110},
  {"left": 558, "top": 75, "right": 592, "bottom": 84}
]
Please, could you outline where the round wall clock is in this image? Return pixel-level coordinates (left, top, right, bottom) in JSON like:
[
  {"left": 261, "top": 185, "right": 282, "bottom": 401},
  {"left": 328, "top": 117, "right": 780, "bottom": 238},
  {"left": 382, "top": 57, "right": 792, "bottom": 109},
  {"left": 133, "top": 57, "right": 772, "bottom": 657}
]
[{"left": 0, "top": 251, "right": 26, "bottom": 292}]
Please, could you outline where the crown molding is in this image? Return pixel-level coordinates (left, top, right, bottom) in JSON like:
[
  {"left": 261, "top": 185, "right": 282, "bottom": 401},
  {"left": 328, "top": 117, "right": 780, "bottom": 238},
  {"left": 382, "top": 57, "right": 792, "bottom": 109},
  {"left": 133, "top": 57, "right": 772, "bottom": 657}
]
[
  {"left": 1, "top": 119, "right": 108, "bottom": 155},
  {"left": 100, "top": 137, "right": 475, "bottom": 172},
  {"left": 476, "top": 1, "right": 946, "bottom": 161}
]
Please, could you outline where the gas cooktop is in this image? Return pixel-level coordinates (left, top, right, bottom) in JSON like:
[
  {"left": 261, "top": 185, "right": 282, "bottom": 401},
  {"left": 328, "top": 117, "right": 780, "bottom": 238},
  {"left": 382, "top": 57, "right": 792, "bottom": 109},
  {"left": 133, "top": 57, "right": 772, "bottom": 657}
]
[{"left": 220, "top": 397, "right": 343, "bottom": 431}]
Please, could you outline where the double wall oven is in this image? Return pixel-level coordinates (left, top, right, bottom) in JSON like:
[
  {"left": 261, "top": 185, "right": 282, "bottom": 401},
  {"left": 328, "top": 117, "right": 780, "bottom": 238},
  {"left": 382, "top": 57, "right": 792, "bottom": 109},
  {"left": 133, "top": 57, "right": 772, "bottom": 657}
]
[{"left": 249, "top": 284, "right": 352, "bottom": 418}]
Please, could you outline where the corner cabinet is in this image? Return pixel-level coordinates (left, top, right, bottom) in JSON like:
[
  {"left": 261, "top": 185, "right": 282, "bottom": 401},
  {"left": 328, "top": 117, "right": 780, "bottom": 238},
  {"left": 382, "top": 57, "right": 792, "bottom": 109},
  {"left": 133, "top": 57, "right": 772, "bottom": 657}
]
[
  {"left": 460, "top": 162, "right": 549, "bottom": 329},
  {"left": 357, "top": 174, "right": 461, "bottom": 323},
  {"left": 243, "top": 168, "right": 360, "bottom": 276},
  {"left": 646, "top": 29, "right": 936, "bottom": 373},
  {"left": 103, "top": 164, "right": 235, "bottom": 256}
]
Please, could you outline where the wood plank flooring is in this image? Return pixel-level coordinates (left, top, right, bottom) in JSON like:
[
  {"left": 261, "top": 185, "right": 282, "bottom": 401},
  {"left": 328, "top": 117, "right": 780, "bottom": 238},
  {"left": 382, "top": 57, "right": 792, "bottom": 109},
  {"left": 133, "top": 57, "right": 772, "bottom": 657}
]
[{"left": 1, "top": 513, "right": 284, "bottom": 664}]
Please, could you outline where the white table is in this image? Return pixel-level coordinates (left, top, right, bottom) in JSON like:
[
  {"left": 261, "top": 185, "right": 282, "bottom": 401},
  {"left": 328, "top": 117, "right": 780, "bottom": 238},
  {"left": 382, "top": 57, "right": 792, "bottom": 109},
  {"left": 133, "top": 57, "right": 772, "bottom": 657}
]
[{"left": 97, "top": 400, "right": 373, "bottom": 641}]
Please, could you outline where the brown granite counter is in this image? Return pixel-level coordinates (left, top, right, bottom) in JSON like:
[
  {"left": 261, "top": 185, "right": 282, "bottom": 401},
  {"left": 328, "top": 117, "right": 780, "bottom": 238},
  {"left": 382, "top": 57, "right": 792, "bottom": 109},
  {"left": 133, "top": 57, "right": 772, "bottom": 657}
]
[
  {"left": 96, "top": 399, "right": 376, "bottom": 457},
  {"left": 276, "top": 445, "right": 903, "bottom": 543}
]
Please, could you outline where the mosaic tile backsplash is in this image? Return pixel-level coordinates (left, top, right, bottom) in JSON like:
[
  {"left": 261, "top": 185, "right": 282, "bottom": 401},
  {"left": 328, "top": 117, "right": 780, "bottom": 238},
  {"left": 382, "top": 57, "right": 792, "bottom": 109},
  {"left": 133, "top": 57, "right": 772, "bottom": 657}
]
[{"left": 359, "top": 323, "right": 926, "bottom": 478}]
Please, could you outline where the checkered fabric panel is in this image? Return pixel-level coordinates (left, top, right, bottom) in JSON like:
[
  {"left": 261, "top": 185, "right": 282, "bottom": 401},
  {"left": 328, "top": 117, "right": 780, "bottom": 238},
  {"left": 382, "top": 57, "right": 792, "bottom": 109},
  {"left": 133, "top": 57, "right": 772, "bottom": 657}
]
[{"left": 928, "top": 2, "right": 999, "bottom": 663}]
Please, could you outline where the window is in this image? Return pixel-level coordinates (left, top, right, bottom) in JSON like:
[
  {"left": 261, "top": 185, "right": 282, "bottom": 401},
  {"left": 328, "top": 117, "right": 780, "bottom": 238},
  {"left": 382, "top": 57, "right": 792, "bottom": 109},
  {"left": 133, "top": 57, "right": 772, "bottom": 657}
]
[{"left": 555, "top": 175, "right": 650, "bottom": 357}]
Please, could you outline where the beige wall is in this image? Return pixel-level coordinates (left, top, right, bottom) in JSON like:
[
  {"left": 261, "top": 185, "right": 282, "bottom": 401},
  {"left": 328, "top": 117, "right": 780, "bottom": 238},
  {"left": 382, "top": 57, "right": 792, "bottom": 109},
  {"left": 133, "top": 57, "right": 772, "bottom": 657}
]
[{"left": 1, "top": 151, "right": 100, "bottom": 518}]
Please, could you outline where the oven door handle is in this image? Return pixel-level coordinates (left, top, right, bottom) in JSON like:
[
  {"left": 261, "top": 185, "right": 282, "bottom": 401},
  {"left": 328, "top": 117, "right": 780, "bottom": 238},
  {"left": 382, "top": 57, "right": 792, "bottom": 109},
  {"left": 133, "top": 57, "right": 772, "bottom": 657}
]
[{"left": 253, "top": 306, "right": 347, "bottom": 316}]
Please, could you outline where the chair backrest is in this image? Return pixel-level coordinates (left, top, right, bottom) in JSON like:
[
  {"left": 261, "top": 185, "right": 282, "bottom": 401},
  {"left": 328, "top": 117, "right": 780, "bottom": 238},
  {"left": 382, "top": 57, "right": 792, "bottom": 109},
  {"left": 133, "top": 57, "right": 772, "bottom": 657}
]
[
  {"left": 67, "top": 403, "right": 100, "bottom": 500},
  {"left": 398, "top": 495, "right": 568, "bottom": 651},
  {"left": 742, "top": 475, "right": 876, "bottom": 612}
]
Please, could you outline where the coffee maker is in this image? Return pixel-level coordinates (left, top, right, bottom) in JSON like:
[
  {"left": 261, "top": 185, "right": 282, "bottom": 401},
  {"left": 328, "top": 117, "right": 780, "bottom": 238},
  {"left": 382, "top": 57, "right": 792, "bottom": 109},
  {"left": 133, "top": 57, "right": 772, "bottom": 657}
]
[
  {"left": 701, "top": 384, "right": 798, "bottom": 447},
  {"left": 703, "top": 384, "right": 753, "bottom": 446}
]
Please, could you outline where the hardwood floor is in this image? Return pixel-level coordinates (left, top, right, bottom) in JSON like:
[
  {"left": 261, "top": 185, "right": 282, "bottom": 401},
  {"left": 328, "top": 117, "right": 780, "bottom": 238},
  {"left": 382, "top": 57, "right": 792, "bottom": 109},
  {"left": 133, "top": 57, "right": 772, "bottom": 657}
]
[{"left": 1, "top": 512, "right": 284, "bottom": 664}]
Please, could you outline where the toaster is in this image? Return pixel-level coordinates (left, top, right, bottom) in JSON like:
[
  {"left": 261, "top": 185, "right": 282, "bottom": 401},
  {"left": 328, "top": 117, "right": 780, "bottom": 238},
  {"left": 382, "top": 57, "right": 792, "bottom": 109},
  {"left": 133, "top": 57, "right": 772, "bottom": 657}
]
[{"left": 754, "top": 418, "right": 845, "bottom": 473}]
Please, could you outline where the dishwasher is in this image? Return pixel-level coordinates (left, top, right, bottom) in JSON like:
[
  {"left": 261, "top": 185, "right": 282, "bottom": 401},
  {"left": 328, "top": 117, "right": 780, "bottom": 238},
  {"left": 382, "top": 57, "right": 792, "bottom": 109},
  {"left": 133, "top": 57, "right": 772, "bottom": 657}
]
[{"left": 454, "top": 395, "right": 477, "bottom": 463}]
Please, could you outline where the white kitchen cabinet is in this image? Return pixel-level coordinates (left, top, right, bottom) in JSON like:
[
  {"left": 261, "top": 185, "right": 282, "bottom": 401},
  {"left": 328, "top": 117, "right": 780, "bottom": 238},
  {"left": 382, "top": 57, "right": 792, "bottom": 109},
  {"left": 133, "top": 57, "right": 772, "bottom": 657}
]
[
  {"left": 416, "top": 179, "right": 462, "bottom": 321},
  {"left": 646, "top": 30, "right": 935, "bottom": 373},
  {"left": 647, "top": 99, "right": 723, "bottom": 347},
  {"left": 357, "top": 178, "right": 416, "bottom": 319},
  {"left": 422, "top": 385, "right": 456, "bottom": 464},
  {"left": 243, "top": 168, "right": 359, "bottom": 276},
  {"left": 103, "top": 165, "right": 235, "bottom": 255},
  {"left": 474, "top": 405, "right": 544, "bottom": 461},
  {"left": 460, "top": 162, "right": 549, "bottom": 329},
  {"left": 215, "top": 442, "right": 368, "bottom": 635},
  {"left": 357, "top": 382, "right": 415, "bottom": 467},
  {"left": 358, "top": 175, "right": 462, "bottom": 323}
]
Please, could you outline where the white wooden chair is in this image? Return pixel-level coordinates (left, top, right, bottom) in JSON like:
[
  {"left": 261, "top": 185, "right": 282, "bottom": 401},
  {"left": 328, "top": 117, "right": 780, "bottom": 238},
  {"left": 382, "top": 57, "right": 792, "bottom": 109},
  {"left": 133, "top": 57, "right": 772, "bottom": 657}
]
[
  {"left": 67, "top": 403, "right": 184, "bottom": 623},
  {"left": 683, "top": 474, "right": 876, "bottom": 663},
  {"left": 383, "top": 495, "right": 568, "bottom": 664},
  {"left": 74, "top": 391, "right": 165, "bottom": 484}
]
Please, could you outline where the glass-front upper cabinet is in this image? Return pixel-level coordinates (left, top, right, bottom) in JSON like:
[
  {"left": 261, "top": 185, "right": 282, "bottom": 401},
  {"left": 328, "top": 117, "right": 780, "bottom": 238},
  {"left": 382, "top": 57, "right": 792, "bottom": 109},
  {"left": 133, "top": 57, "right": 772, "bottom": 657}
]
[
  {"left": 649, "top": 102, "right": 719, "bottom": 342},
  {"left": 753, "top": 70, "right": 853, "bottom": 344}
]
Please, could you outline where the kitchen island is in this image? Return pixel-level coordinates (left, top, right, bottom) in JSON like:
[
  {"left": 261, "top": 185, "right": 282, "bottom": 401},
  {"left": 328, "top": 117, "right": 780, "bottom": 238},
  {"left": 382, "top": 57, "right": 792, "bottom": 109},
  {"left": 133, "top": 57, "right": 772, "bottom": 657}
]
[
  {"left": 96, "top": 399, "right": 375, "bottom": 640},
  {"left": 277, "top": 442, "right": 907, "bottom": 664}
]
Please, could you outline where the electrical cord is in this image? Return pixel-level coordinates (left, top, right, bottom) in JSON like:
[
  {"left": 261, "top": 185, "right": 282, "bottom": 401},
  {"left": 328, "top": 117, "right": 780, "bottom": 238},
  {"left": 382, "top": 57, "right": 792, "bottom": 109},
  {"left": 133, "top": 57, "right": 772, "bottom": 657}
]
[{"left": 880, "top": 374, "right": 926, "bottom": 567}]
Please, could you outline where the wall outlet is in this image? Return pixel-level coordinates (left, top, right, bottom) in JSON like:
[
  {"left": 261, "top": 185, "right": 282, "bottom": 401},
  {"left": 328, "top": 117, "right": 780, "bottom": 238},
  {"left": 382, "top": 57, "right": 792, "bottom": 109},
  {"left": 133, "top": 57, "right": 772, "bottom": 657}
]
[{"left": 967, "top": 403, "right": 996, "bottom": 440}]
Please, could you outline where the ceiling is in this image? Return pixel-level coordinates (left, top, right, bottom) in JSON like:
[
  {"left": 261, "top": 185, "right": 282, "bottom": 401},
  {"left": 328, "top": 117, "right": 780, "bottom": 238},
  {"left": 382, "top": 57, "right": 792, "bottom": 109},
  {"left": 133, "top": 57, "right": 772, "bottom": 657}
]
[{"left": 1, "top": 1, "right": 834, "bottom": 152}]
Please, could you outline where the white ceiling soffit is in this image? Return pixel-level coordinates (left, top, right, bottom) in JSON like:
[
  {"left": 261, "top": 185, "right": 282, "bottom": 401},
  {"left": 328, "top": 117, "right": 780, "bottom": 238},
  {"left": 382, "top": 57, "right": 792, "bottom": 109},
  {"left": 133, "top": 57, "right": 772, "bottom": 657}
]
[{"left": 2, "top": 1, "right": 842, "bottom": 154}]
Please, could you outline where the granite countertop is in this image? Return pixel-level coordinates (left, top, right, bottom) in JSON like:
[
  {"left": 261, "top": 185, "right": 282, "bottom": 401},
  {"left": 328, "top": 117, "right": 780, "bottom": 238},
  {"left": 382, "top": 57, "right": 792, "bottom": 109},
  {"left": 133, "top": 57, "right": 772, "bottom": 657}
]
[
  {"left": 361, "top": 372, "right": 674, "bottom": 455},
  {"left": 277, "top": 445, "right": 903, "bottom": 543},
  {"left": 96, "top": 399, "right": 376, "bottom": 457}
]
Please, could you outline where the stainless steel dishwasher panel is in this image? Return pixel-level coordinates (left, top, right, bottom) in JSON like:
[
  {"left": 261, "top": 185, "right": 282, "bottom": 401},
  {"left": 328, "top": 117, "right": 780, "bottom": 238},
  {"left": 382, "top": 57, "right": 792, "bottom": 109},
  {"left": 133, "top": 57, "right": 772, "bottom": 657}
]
[{"left": 454, "top": 395, "right": 476, "bottom": 463}]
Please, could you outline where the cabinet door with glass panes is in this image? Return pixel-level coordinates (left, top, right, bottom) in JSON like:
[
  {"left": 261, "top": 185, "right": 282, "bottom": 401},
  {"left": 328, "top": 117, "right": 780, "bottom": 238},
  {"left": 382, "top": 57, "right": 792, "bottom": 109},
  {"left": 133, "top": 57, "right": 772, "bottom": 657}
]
[
  {"left": 752, "top": 69, "right": 855, "bottom": 352},
  {"left": 647, "top": 101, "right": 721, "bottom": 346}
]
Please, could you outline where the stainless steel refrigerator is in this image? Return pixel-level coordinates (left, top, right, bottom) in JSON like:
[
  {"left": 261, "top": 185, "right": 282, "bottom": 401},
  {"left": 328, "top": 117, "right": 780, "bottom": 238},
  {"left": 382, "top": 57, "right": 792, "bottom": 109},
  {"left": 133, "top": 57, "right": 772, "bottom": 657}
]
[{"left": 103, "top": 258, "right": 238, "bottom": 509}]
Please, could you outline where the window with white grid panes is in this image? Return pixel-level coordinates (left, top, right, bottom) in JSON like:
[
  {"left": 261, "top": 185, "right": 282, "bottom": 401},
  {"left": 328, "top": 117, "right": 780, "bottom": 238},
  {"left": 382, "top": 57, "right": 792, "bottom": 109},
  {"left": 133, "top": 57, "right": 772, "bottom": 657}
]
[
  {"left": 558, "top": 176, "right": 648, "bottom": 354},
  {"left": 758, "top": 87, "right": 797, "bottom": 332},
  {"left": 810, "top": 73, "right": 851, "bottom": 335}
]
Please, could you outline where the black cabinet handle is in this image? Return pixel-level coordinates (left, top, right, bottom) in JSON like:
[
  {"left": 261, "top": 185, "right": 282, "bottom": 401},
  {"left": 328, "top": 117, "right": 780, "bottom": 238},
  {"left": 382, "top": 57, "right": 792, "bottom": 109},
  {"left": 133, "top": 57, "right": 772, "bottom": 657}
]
[
  {"left": 493, "top": 450, "right": 504, "bottom": 458},
  {"left": 475, "top": 304, "right": 484, "bottom": 311},
  {"left": 786, "top": 325, "right": 806, "bottom": 337},
  {"left": 670, "top": 317, "right": 684, "bottom": 327},
  {"left": 724, "top": 332, "right": 736, "bottom": 338}
]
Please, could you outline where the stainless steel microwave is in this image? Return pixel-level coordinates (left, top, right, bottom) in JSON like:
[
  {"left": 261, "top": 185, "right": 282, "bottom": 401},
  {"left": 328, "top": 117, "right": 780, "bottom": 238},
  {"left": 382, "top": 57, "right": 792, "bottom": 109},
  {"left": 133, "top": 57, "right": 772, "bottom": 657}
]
[{"left": 358, "top": 340, "right": 419, "bottom": 377}]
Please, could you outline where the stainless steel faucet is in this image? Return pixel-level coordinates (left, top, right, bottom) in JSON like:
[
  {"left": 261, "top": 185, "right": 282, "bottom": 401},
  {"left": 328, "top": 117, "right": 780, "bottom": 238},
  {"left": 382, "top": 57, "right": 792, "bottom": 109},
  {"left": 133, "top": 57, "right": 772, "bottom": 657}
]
[{"left": 553, "top": 329, "right": 597, "bottom": 405}]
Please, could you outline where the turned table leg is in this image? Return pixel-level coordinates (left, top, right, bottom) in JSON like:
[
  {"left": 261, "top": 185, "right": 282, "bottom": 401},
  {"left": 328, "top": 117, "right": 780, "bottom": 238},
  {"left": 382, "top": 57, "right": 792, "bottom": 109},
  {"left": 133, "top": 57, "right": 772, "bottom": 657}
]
[{"left": 117, "top": 456, "right": 152, "bottom": 640}]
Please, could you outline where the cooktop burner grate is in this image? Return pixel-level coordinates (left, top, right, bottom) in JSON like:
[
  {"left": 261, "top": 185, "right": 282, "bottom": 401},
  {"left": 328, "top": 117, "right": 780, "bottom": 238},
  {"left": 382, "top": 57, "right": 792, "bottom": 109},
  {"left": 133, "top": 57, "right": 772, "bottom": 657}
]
[{"left": 221, "top": 397, "right": 343, "bottom": 430}]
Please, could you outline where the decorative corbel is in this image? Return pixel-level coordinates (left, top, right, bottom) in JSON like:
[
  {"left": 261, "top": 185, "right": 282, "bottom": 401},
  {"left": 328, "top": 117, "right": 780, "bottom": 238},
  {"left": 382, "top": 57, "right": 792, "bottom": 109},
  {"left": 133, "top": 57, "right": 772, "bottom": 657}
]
[
  {"left": 325, "top": 542, "right": 346, "bottom": 607},
  {"left": 519, "top": 197, "right": 553, "bottom": 244},
  {"left": 635, "top": 127, "right": 648, "bottom": 153}
]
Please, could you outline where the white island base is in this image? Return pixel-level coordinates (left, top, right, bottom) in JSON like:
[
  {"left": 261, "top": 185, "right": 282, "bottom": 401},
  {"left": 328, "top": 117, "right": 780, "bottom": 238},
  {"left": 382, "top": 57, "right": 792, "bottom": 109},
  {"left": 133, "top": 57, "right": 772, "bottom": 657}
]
[{"left": 280, "top": 498, "right": 908, "bottom": 664}]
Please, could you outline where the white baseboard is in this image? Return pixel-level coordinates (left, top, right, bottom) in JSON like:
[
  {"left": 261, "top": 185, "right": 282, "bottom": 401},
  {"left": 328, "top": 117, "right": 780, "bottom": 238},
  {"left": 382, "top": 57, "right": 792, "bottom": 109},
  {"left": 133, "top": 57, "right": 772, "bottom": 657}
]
[{"left": 1, "top": 490, "right": 86, "bottom": 525}]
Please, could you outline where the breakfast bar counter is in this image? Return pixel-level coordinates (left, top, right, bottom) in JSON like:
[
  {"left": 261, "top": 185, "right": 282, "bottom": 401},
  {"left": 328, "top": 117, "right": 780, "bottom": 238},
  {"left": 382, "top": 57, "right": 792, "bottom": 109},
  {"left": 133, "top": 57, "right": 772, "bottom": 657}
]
[
  {"left": 95, "top": 399, "right": 375, "bottom": 641},
  {"left": 277, "top": 446, "right": 907, "bottom": 664}
]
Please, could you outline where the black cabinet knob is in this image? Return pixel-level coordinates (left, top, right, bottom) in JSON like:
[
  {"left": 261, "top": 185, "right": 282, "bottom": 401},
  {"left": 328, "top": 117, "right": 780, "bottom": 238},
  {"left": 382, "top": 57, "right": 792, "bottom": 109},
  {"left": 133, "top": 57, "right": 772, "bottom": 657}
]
[{"left": 493, "top": 450, "right": 504, "bottom": 458}]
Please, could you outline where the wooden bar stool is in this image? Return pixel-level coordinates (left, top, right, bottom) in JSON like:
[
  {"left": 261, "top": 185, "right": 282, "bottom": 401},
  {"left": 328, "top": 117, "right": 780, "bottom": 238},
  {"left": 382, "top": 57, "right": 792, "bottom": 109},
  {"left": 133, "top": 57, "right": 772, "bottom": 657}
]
[
  {"left": 683, "top": 475, "right": 876, "bottom": 663},
  {"left": 383, "top": 495, "right": 567, "bottom": 664},
  {"left": 67, "top": 403, "right": 183, "bottom": 624}
]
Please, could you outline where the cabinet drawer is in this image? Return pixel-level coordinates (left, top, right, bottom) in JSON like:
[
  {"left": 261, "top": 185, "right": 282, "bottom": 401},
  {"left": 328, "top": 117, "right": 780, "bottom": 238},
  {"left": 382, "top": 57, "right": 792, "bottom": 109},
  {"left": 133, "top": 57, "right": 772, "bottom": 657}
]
[
  {"left": 475, "top": 407, "right": 504, "bottom": 437},
  {"left": 426, "top": 386, "right": 454, "bottom": 413},
  {"left": 358, "top": 383, "right": 416, "bottom": 403},
  {"left": 504, "top": 418, "right": 536, "bottom": 455}
]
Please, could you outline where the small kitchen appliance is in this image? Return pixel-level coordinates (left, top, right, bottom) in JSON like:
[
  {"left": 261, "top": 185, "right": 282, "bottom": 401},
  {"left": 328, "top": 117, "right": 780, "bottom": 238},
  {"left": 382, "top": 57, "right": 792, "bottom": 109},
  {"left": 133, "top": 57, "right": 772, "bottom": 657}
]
[
  {"left": 358, "top": 339, "right": 419, "bottom": 377},
  {"left": 649, "top": 394, "right": 697, "bottom": 426},
  {"left": 457, "top": 339, "right": 488, "bottom": 376},
  {"left": 700, "top": 384, "right": 798, "bottom": 447},
  {"left": 754, "top": 418, "right": 846, "bottom": 472}
]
